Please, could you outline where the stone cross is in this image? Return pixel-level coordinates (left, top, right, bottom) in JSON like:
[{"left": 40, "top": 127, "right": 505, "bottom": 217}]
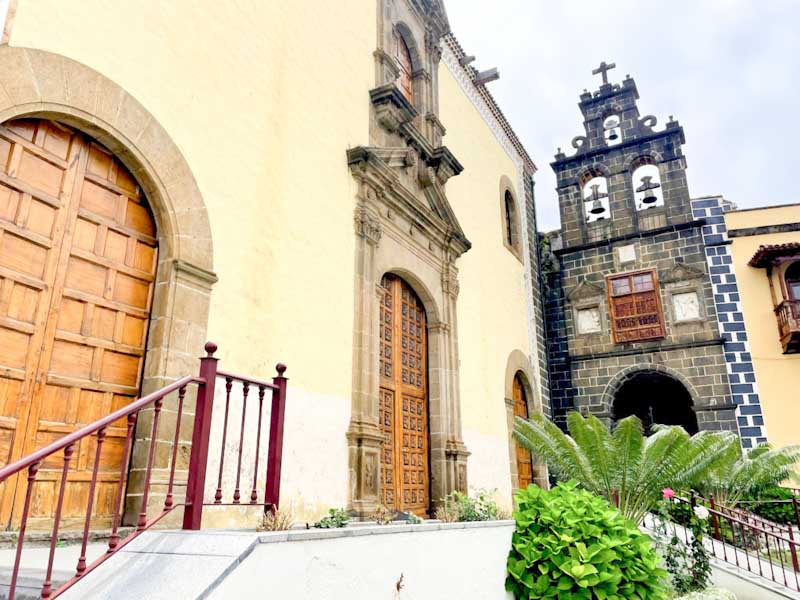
[{"left": 592, "top": 61, "right": 616, "bottom": 85}]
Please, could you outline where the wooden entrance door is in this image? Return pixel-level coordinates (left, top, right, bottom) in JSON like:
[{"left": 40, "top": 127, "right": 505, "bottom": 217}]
[
  {"left": 378, "top": 274, "right": 429, "bottom": 516},
  {"left": 0, "top": 119, "right": 157, "bottom": 528},
  {"left": 513, "top": 374, "right": 533, "bottom": 489}
]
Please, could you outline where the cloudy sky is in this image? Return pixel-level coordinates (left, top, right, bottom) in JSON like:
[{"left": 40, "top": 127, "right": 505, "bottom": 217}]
[{"left": 446, "top": 0, "right": 800, "bottom": 231}]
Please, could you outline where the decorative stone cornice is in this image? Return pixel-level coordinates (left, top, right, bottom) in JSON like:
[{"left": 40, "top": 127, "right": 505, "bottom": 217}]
[
  {"left": 662, "top": 262, "right": 704, "bottom": 283},
  {"left": 429, "top": 146, "right": 463, "bottom": 185},
  {"left": 370, "top": 84, "right": 417, "bottom": 134},
  {"left": 347, "top": 146, "right": 471, "bottom": 256}
]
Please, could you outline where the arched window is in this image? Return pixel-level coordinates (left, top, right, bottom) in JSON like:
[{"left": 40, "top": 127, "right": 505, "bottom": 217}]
[
  {"left": 501, "top": 188, "right": 521, "bottom": 257},
  {"left": 395, "top": 32, "right": 414, "bottom": 103},
  {"left": 786, "top": 261, "right": 800, "bottom": 299},
  {"left": 603, "top": 114, "right": 622, "bottom": 146}
]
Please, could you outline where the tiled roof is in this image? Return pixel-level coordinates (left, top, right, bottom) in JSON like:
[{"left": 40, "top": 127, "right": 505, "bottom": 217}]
[
  {"left": 442, "top": 33, "right": 536, "bottom": 174},
  {"left": 748, "top": 243, "right": 800, "bottom": 267}
]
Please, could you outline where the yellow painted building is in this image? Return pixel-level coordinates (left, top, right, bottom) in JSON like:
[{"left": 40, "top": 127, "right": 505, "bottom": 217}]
[
  {"left": 725, "top": 204, "right": 800, "bottom": 451},
  {"left": 0, "top": 0, "right": 546, "bottom": 526}
]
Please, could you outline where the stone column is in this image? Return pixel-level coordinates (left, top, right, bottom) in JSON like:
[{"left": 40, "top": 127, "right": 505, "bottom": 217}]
[{"left": 347, "top": 197, "right": 384, "bottom": 515}]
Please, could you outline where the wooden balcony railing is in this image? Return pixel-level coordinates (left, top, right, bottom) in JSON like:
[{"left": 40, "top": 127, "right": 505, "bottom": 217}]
[{"left": 775, "top": 299, "right": 800, "bottom": 354}]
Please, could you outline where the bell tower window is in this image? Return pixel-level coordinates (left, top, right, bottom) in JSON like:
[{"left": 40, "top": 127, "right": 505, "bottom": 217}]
[
  {"left": 632, "top": 163, "right": 664, "bottom": 211},
  {"left": 395, "top": 32, "right": 414, "bottom": 104},
  {"left": 582, "top": 175, "right": 609, "bottom": 223},
  {"left": 603, "top": 114, "right": 622, "bottom": 146}
]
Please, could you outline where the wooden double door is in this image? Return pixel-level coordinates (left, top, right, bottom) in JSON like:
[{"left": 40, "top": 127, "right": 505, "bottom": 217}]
[
  {"left": 378, "top": 274, "right": 430, "bottom": 516},
  {"left": 0, "top": 119, "right": 157, "bottom": 527},
  {"left": 513, "top": 374, "right": 533, "bottom": 489}
]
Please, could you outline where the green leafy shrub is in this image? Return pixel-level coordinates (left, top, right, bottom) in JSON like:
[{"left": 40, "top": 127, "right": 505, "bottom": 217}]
[
  {"left": 506, "top": 482, "right": 667, "bottom": 599},
  {"left": 741, "top": 485, "right": 796, "bottom": 525},
  {"left": 438, "top": 489, "right": 502, "bottom": 522},
  {"left": 313, "top": 508, "right": 349, "bottom": 529}
]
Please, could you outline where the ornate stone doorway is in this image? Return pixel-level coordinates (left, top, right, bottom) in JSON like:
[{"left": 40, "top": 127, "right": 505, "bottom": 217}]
[
  {"left": 378, "top": 273, "right": 430, "bottom": 516},
  {"left": 611, "top": 370, "right": 699, "bottom": 435}
]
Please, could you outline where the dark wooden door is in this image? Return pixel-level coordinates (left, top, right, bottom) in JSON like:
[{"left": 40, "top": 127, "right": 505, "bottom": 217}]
[
  {"left": 513, "top": 374, "right": 533, "bottom": 489},
  {"left": 0, "top": 119, "right": 157, "bottom": 527},
  {"left": 379, "top": 274, "right": 429, "bottom": 516}
]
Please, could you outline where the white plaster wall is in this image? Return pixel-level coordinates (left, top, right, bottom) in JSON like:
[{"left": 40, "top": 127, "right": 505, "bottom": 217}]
[
  {"left": 202, "top": 382, "right": 350, "bottom": 526},
  {"left": 210, "top": 523, "right": 516, "bottom": 600}
]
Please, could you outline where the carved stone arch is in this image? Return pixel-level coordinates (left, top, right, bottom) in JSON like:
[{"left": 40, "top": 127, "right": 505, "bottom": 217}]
[
  {"left": 602, "top": 364, "right": 701, "bottom": 418},
  {"left": 394, "top": 21, "right": 423, "bottom": 72},
  {"left": 385, "top": 266, "right": 442, "bottom": 325},
  {"left": 577, "top": 164, "right": 610, "bottom": 187},
  {"left": 624, "top": 151, "right": 665, "bottom": 173},
  {"left": 0, "top": 46, "right": 216, "bottom": 518}
]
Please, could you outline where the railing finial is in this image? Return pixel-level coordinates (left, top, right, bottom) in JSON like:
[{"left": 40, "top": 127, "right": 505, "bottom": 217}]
[
  {"left": 204, "top": 341, "right": 218, "bottom": 356},
  {"left": 276, "top": 363, "right": 287, "bottom": 376}
]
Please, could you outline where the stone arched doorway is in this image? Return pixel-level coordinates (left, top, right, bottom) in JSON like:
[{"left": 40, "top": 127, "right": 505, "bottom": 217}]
[
  {"left": 611, "top": 370, "right": 699, "bottom": 435},
  {"left": 0, "top": 46, "right": 217, "bottom": 528}
]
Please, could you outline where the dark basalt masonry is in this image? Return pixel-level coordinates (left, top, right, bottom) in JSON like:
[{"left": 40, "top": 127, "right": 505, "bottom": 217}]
[{"left": 538, "top": 70, "right": 741, "bottom": 437}]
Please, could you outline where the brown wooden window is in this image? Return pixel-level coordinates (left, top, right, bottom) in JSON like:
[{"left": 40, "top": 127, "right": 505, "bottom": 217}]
[
  {"left": 395, "top": 33, "right": 414, "bottom": 103},
  {"left": 607, "top": 269, "right": 666, "bottom": 343}
]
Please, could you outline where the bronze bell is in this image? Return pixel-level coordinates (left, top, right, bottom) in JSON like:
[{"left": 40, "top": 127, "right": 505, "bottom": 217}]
[
  {"left": 642, "top": 191, "right": 658, "bottom": 206},
  {"left": 607, "top": 129, "right": 619, "bottom": 141},
  {"left": 589, "top": 198, "right": 606, "bottom": 215}
]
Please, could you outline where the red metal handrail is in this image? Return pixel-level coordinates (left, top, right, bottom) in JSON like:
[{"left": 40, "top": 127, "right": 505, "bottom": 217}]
[
  {"left": 647, "top": 493, "right": 800, "bottom": 591},
  {"left": 0, "top": 342, "right": 288, "bottom": 600}
]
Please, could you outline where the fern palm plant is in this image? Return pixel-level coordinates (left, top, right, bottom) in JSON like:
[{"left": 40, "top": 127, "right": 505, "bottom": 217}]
[
  {"left": 513, "top": 412, "right": 735, "bottom": 523},
  {"left": 691, "top": 442, "right": 800, "bottom": 507}
]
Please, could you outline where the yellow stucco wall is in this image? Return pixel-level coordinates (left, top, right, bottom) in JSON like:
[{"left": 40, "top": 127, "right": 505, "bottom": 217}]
[
  {"left": 726, "top": 205, "right": 800, "bottom": 451},
  {"left": 7, "top": 1, "right": 535, "bottom": 515},
  {"left": 438, "top": 65, "right": 533, "bottom": 503}
]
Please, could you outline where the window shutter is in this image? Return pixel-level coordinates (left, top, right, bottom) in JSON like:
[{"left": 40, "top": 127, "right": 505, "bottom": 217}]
[{"left": 608, "top": 270, "right": 666, "bottom": 343}]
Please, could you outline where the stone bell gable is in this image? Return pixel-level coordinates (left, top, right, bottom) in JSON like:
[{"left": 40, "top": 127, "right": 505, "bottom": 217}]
[{"left": 543, "top": 63, "right": 739, "bottom": 438}]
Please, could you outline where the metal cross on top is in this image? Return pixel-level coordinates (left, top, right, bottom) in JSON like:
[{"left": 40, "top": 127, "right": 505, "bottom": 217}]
[{"left": 592, "top": 61, "right": 616, "bottom": 85}]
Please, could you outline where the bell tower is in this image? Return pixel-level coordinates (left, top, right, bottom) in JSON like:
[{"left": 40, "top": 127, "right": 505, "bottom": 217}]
[
  {"left": 542, "top": 63, "right": 739, "bottom": 437},
  {"left": 552, "top": 62, "right": 690, "bottom": 249}
]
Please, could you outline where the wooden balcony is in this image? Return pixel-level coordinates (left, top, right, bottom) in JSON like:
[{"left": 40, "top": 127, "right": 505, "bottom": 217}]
[{"left": 776, "top": 299, "right": 800, "bottom": 354}]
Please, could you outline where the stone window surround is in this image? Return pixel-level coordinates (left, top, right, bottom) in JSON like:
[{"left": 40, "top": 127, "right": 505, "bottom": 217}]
[
  {"left": 0, "top": 46, "right": 216, "bottom": 524},
  {"left": 566, "top": 280, "right": 607, "bottom": 340},
  {"left": 662, "top": 264, "right": 708, "bottom": 327},
  {"left": 499, "top": 175, "right": 522, "bottom": 261}
]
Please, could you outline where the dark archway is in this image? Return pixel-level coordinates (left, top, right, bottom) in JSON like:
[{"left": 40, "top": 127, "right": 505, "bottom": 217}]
[{"left": 612, "top": 371, "right": 699, "bottom": 435}]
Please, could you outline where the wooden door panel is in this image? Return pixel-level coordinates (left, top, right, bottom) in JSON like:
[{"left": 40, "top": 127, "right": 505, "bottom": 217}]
[
  {"left": 513, "top": 376, "right": 533, "bottom": 489},
  {"left": 0, "top": 119, "right": 157, "bottom": 528},
  {"left": 379, "top": 274, "right": 429, "bottom": 516}
]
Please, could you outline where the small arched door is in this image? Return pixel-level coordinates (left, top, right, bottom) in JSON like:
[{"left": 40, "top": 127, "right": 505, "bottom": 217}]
[
  {"left": 513, "top": 373, "right": 533, "bottom": 489},
  {"left": 0, "top": 119, "right": 158, "bottom": 527},
  {"left": 378, "top": 273, "right": 429, "bottom": 516}
]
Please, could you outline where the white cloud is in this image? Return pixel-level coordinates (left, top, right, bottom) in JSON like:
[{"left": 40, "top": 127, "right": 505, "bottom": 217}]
[{"left": 446, "top": 0, "right": 800, "bottom": 230}]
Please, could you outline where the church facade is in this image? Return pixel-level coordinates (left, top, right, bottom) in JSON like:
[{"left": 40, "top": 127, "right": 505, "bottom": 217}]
[{"left": 0, "top": 0, "right": 547, "bottom": 526}]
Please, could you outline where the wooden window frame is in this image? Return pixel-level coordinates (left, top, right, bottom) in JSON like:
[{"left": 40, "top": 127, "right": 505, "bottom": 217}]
[
  {"left": 395, "top": 31, "right": 414, "bottom": 105},
  {"left": 606, "top": 268, "right": 666, "bottom": 344},
  {"left": 785, "top": 261, "right": 800, "bottom": 301},
  {"left": 501, "top": 188, "right": 522, "bottom": 260}
]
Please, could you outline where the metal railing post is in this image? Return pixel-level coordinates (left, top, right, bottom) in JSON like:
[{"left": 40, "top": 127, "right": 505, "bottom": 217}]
[
  {"left": 264, "top": 363, "right": 288, "bottom": 511},
  {"left": 182, "top": 342, "right": 219, "bottom": 530},
  {"left": 710, "top": 495, "right": 722, "bottom": 542}
]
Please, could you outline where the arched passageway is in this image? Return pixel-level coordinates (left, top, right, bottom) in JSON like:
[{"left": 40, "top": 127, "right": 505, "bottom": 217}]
[{"left": 612, "top": 370, "right": 699, "bottom": 435}]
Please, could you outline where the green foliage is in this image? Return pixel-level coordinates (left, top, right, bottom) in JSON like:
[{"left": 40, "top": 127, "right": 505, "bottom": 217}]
[
  {"left": 437, "top": 489, "right": 502, "bottom": 522},
  {"left": 740, "top": 485, "right": 797, "bottom": 525},
  {"left": 692, "top": 442, "right": 800, "bottom": 507},
  {"left": 312, "top": 508, "right": 350, "bottom": 529},
  {"left": 513, "top": 412, "right": 734, "bottom": 522},
  {"left": 506, "top": 482, "right": 667, "bottom": 600},
  {"left": 653, "top": 500, "right": 711, "bottom": 594}
]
